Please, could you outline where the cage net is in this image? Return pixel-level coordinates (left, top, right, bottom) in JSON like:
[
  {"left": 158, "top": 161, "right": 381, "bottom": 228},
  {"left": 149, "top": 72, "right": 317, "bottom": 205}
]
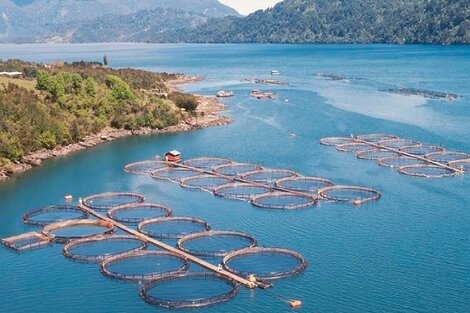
[
  {"left": 138, "top": 217, "right": 211, "bottom": 240},
  {"left": 63, "top": 235, "right": 148, "bottom": 262},
  {"left": 355, "top": 149, "right": 398, "bottom": 160},
  {"left": 275, "top": 176, "right": 334, "bottom": 193},
  {"left": 23, "top": 205, "right": 87, "bottom": 227},
  {"left": 177, "top": 230, "right": 257, "bottom": 257},
  {"left": 183, "top": 158, "right": 232, "bottom": 169},
  {"left": 399, "top": 145, "right": 444, "bottom": 156},
  {"left": 241, "top": 169, "right": 299, "bottom": 185},
  {"left": 251, "top": 192, "right": 317, "bottom": 210},
  {"left": 150, "top": 167, "right": 201, "bottom": 182},
  {"left": 213, "top": 163, "right": 264, "bottom": 177},
  {"left": 336, "top": 143, "right": 377, "bottom": 153},
  {"left": 318, "top": 185, "right": 381, "bottom": 204},
  {"left": 425, "top": 151, "right": 470, "bottom": 164},
  {"left": 1, "top": 232, "right": 51, "bottom": 252},
  {"left": 377, "top": 155, "right": 427, "bottom": 168},
  {"left": 356, "top": 134, "right": 399, "bottom": 142},
  {"left": 83, "top": 192, "right": 145, "bottom": 212},
  {"left": 139, "top": 272, "right": 240, "bottom": 309},
  {"left": 222, "top": 247, "right": 308, "bottom": 280},
  {"left": 449, "top": 159, "right": 470, "bottom": 172},
  {"left": 42, "top": 219, "right": 115, "bottom": 243},
  {"left": 107, "top": 203, "right": 172, "bottom": 224},
  {"left": 319, "top": 137, "right": 355, "bottom": 146},
  {"left": 398, "top": 165, "right": 457, "bottom": 178},
  {"left": 100, "top": 251, "right": 189, "bottom": 282},
  {"left": 124, "top": 160, "right": 167, "bottom": 175},
  {"left": 378, "top": 139, "right": 421, "bottom": 149},
  {"left": 213, "top": 183, "right": 272, "bottom": 201},
  {"left": 180, "top": 175, "right": 234, "bottom": 192}
]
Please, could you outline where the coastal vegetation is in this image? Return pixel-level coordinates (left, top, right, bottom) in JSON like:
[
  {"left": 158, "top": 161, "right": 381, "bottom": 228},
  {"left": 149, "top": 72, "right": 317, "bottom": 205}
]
[{"left": 0, "top": 60, "right": 195, "bottom": 167}]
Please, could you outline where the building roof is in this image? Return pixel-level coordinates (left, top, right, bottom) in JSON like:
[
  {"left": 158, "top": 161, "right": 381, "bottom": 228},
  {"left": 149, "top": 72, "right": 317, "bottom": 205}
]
[{"left": 166, "top": 150, "right": 181, "bottom": 156}]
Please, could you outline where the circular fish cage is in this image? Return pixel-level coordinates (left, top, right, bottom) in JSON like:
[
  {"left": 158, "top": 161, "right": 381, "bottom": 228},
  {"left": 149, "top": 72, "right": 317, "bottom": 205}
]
[
  {"left": 251, "top": 192, "right": 317, "bottom": 210},
  {"left": 183, "top": 157, "right": 232, "bottom": 169},
  {"left": 23, "top": 205, "right": 87, "bottom": 227},
  {"left": 318, "top": 185, "right": 381, "bottom": 204},
  {"left": 399, "top": 145, "right": 444, "bottom": 156},
  {"left": 62, "top": 235, "right": 148, "bottom": 263},
  {"left": 177, "top": 231, "right": 257, "bottom": 257},
  {"left": 100, "top": 251, "right": 189, "bottom": 282},
  {"left": 139, "top": 272, "right": 240, "bottom": 309},
  {"left": 107, "top": 203, "right": 173, "bottom": 224},
  {"left": 83, "top": 192, "right": 145, "bottom": 212},
  {"left": 42, "top": 219, "right": 115, "bottom": 243},
  {"left": 213, "top": 183, "right": 272, "bottom": 201},
  {"left": 319, "top": 137, "right": 355, "bottom": 146},
  {"left": 275, "top": 176, "right": 334, "bottom": 193},
  {"left": 336, "top": 143, "right": 376, "bottom": 153},
  {"left": 449, "top": 159, "right": 470, "bottom": 172},
  {"left": 180, "top": 175, "right": 234, "bottom": 192},
  {"left": 212, "top": 163, "right": 264, "bottom": 177},
  {"left": 378, "top": 139, "right": 421, "bottom": 149},
  {"left": 398, "top": 165, "right": 457, "bottom": 178},
  {"left": 124, "top": 160, "right": 167, "bottom": 175},
  {"left": 222, "top": 247, "right": 308, "bottom": 280},
  {"left": 377, "top": 155, "right": 428, "bottom": 168},
  {"left": 241, "top": 169, "right": 300, "bottom": 185},
  {"left": 150, "top": 167, "right": 201, "bottom": 182},
  {"left": 355, "top": 149, "right": 399, "bottom": 160},
  {"left": 425, "top": 151, "right": 470, "bottom": 164},
  {"left": 138, "top": 217, "right": 211, "bottom": 240},
  {"left": 356, "top": 134, "right": 399, "bottom": 142}
]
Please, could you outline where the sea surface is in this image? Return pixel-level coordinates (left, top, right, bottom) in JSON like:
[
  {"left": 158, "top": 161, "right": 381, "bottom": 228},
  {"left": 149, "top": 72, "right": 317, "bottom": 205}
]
[{"left": 0, "top": 44, "right": 469, "bottom": 313}]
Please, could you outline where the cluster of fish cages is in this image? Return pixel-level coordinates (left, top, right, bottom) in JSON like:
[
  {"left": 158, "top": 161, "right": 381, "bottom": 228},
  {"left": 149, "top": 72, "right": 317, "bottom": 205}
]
[
  {"left": 124, "top": 156, "right": 381, "bottom": 207},
  {"left": 321, "top": 134, "right": 470, "bottom": 178},
  {"left": 2, "top": 190, "right": 309, "bottom": 309}
]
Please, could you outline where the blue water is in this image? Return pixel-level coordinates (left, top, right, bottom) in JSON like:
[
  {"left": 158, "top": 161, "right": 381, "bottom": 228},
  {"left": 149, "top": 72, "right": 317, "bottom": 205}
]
[{"left": 0, "top": 44, "right": 469, "bottom": 313}]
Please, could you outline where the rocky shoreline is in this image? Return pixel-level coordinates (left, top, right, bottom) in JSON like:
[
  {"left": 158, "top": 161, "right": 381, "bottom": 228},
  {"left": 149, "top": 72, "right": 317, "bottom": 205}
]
[{"left": 0, "top": 83, "right": 232, "bottom": 181}]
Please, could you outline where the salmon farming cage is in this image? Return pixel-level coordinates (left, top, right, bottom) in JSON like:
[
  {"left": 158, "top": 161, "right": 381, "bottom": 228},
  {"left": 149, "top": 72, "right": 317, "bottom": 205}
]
[
  {"left": 139, "top": 272, "right": 240, "bottom": 309},
  {"left": 213, "top": 183, "right": 272, "bottom": 201},
  {"left": 399, "top": 145, "right": 445, "bottom": 156},
  {"left": 183, "top": 157, "right": 232, "bottom": 169},
  {"left": 424, "top": 151, "right": 470, "bottom": 164},
  {"left": 240, "top": 169, "right": 300, "bottom": 185},
  {"left": 42, "top": 219, "right": 115, "bottom": 243},
  {"left": 377, "top": 155, "right": 428, "bottom": 168},
  {"left": 319, "top": 137, "right": 355, "bottom": 146},
  {"left": 100, "top": 250, "right": 189, "bottom": 282},
  {"left": 176, "top": 230, "right": 258, "bottom": 257},
  {"left": 22, "top": 205, "right": 87, "bottom": 227},
  {"left": 82, "top": 192, "right": 145, "bottom": 212},
  {"left": 275, "top": 176, "right": 334, "bottom": 193},
  {"left": 251, "top": 192, "right": 318, "bottom": 210},
  {"left": 107, "top": 203, "right": 173, "bottom": 224},
  {"left": 150, "top": 167, "right": 201, "bottom": 182},
  {"left": 1, "top": 232, "right": 52, "bottom": 252},
  {"left": 179, "top": 174, "right": 234, "bottom": 192},
  {"left": 138, "top": 217, "right": 211, "bottom": 240},
  {"left": 222, "top": 247, "right": 308, "bottom": 280},
  {"left": 212, "top": 163, "right": 264, "bottom": 177},
  {"left": 449, "top": 159, "right": 470, "bottom": 172},
  {"left": 398, "top": 164, "right": 458, "bottom": 178},
  {"left": 336, "top": 142, "right": 377, "bottom": 152},
  {"left": 355, "top": 134, "right": 399, "bottom": 142},
  {"left": 318, "top": 185, "right": 381, "bottom": 204},
  {"left": 355, "top": 149, "right": 398, "bottom": 160},
  {"left": 62, "top": 235, "right": 148, "bottom": 263},
  {"left": 378, "top": 139, "right": 422, "bottom": 149},
  {"left": 124, "top": 160, "right": 167, "bottom": 175}
]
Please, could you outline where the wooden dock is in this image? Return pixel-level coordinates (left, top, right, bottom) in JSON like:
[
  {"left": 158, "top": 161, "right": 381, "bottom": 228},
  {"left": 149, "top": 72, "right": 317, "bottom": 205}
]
[{"left": 77, "top": 204, "right": 259, "bottom": 289}]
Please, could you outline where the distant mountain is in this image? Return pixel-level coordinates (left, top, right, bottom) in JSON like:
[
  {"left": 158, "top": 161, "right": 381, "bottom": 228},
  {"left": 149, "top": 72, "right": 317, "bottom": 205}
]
[{"left": 0, "top": 0, "right": 239, "bottom": 42}]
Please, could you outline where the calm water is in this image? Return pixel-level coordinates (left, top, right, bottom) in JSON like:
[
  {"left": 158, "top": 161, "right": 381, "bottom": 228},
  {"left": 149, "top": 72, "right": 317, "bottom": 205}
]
[{"left": 0, "top": 44, "right": 469, "bottom": 313}]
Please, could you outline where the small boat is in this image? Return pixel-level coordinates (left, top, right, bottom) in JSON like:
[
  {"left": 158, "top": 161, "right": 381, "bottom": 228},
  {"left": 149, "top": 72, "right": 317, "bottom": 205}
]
[
  {"left": 250, "top": 89, "right": 276, "bottom": 100},
  {"left": 271, "top": 70, "right": 280, "bottom": 75},
  {"left": 216, "top": 91, "right": 234, "bottom": 98}
]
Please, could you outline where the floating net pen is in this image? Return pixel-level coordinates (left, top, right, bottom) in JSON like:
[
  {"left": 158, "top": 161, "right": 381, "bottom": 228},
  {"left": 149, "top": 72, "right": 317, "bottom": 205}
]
[
  {"left": 336, "top": 143, "right": 376, "bottom": 153},
  {"left": 124, "top": 160, "right": 167, "bottom": 175},
  {"left": 399, "top": 145, "right": 444, "bottom": 156},
  {"left": 180, "top": 175, "right": 234, "bottom": 192},
  {"left": 213, "top": 183, "right": 272, "bottom": 201},
  {"left": 42, "top": 219, "right": 115, "bottom": 243},
  {"left": 275, "top": 176, "right": 334, "bottom": 193},
  {"left": 355, "top": 149, "right": 398, "bottom": 160},
  {"left": 356, "top": 134, "right": 399, "bottom": 142},
  {"left": 318, "top": 185, "right": 381, "bottom": 204},
  {"left": 150, "top": 167, "right": 201, "bottom": 183},
  {"left": 425, "top": 151, "right": 470, "bottom": 164},
  {"left": 241, "top": 169, "right": 300, "bottom": 185},
  {"left": 377, "top": 155, "right": 428, "bottom": 168},
  {"left": 107, "top": 203, "right": 173, "bottom": 224},
  {"left": 212, "top": 163, "right": 264, "bottom": 177},
  {"left": 319, "top": 137, "right": 355, "bottom": 146},
  {"left": 183, "top": 157, "right": 232, "bottom": 169},
  {"left": 1, "top": 232, "right": 52, "bottom": 252},
  {"left": 251, "top": 192, "right": 317, "bottom": 210},
  {"left": 378, "top": 139, "right": 421, "bottom": 149},
  {"left": 83, "top": 192, "right": 145, "bottom": 212},
  {"left": 23, "top": 205, "right": 87, "bottom": 227},
  {"left": 398, "top": 165, "right": 457, "bottom": 178},
  {"left": 138, "top": 217, "right": 211, "bottom": 240}
]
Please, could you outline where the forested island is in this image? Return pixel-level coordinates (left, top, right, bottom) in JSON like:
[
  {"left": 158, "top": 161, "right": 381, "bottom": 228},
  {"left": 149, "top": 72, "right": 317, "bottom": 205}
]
[{"left": 0, "top": 60, "right": 229, "bottom": 178}]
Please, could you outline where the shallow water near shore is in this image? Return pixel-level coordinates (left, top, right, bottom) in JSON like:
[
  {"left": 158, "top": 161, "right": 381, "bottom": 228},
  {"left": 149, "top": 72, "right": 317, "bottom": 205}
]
[{"left": 0, "top": 44, "right": 469, "bottom": 313}]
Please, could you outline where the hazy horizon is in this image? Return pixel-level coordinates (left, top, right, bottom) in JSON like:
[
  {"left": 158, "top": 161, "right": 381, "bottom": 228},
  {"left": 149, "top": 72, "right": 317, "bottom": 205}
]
[{"left": 219, "top": 0, "right": 282, "bottom": 15}]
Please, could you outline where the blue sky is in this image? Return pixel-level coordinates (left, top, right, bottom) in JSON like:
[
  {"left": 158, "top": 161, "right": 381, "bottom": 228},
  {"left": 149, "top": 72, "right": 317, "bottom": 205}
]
[{"left": 219, "top": 0, "right": 282, "bottom": 15}]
